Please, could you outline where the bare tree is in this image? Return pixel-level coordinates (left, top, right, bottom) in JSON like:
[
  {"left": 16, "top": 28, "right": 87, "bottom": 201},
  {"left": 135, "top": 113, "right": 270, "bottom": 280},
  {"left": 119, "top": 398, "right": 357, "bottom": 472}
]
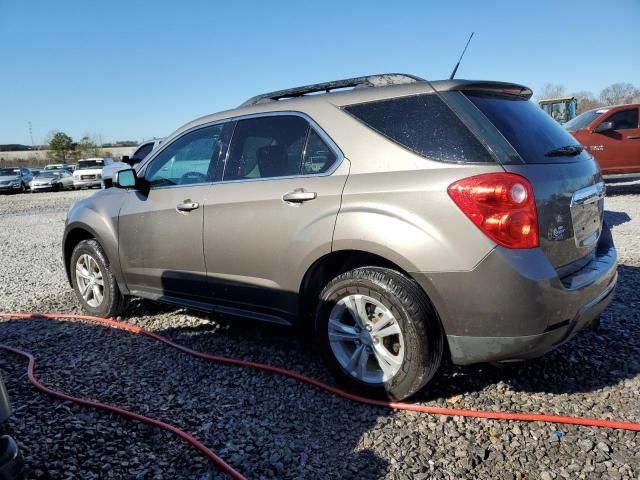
[
  {"left": 571, "top": 90, "right": 604, "bottom": 114},
  {"left": 599, "top": 83, "right": 640, "bottom": 106},
  {"left": 536, "top": 83, "right": 566, "bottom": 100}
]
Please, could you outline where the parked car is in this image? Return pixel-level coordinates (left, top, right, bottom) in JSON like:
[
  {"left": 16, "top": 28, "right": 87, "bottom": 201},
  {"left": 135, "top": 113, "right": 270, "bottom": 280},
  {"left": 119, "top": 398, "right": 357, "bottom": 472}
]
[
  {"left": 44, "top": 163, "right": 73, "bottom": 173},
  {"left": 564, "top": 103, "right": 640, "bottom": 175},
  {"left": 30, "top": 170, "right": 74, "bottom": 192},
  {"left": 63, "top": 74, "right": 617, "bottom": 400},
  {"left": 0, "top": 375, "right": 27, "bottom": 480},
  {"left": 27, "top": 168, "right": 42, "bottom": 178},
  {"left": 72, "top": 158, "right": 112, "bottom": 189},
  {"left": 103, "top": 139, "right": 164, "bottom": 188},
  {"left": 0, "top": 167, "right": 32, "bottom": 194}
]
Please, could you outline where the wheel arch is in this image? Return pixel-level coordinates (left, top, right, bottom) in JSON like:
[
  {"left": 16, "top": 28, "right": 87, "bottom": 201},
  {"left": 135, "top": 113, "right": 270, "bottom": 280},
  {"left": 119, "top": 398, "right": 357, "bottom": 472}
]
[{"left": 63, "top": 223, "right": 128, "bottom": 294}]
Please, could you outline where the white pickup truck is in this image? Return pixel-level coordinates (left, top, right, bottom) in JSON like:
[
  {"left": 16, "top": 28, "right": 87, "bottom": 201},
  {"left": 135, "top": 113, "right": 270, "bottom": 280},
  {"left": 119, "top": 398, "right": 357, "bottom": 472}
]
[{"left": 73, "top": 158, "right": 113, "bottom": 189}]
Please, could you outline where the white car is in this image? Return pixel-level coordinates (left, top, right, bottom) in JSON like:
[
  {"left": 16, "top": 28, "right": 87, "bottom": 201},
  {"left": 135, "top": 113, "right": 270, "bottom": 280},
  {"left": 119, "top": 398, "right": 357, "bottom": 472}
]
[
  {"left": 73, "top": 158, "right": 113, "bottom": 189},
  {"left": 30, "top": 170, "right": 74, "bottom": 192}
]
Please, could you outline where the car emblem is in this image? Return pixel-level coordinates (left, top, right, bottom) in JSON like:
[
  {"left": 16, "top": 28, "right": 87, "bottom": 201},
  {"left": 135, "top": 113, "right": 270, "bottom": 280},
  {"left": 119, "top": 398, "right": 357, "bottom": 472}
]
[{"left": 550, "top": 225, "right": 567, "bottom": 241}]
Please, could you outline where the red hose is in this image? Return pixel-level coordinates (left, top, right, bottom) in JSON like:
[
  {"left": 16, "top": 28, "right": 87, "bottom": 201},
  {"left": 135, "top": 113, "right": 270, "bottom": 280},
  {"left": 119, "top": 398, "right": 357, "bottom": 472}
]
[{"left": 1, "top": 312, "right": 640, "bottom": 479}]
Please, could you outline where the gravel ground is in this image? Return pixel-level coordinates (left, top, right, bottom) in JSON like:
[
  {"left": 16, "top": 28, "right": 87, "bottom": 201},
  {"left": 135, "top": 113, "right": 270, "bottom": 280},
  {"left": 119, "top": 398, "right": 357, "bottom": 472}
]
[{"left": 0, "top": 184, "right": 639, "bottom": 480}]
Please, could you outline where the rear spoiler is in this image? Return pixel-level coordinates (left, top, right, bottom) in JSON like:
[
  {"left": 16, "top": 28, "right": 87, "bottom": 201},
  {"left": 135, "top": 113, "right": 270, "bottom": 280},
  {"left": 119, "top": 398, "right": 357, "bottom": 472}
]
[{"left": 451, "top": 81, "right": 533, "bottom": 100}]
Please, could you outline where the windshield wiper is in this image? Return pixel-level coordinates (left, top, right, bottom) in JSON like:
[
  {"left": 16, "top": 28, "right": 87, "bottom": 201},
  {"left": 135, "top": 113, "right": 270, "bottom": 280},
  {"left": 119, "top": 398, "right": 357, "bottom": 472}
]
[{"left": 544, "top": 145, "right": 584, "bottom": 157}]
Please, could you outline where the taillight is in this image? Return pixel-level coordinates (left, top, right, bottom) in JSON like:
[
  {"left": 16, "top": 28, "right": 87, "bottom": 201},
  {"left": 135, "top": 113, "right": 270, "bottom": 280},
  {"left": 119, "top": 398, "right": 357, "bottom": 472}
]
[{"left": 447, "top": 173, "right": 538, "bottom": 249}]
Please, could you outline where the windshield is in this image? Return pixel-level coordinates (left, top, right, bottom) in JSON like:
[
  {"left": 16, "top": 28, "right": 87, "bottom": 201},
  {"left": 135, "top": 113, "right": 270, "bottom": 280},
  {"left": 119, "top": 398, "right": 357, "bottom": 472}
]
[
  {"left": 466, "top": 94, "right": 586, "bottom": 164},
  {"left": 0, "top": 168, "right": 19, "bottom": 176},
  {"left": 77, "top": 160, "right": 104, "bottom": 170},
  {"left": 563, "top": 110, "right": 603, "bottom": 132},
  {"left": 39, "top": 171, "right": 61, "bottom": 178}
]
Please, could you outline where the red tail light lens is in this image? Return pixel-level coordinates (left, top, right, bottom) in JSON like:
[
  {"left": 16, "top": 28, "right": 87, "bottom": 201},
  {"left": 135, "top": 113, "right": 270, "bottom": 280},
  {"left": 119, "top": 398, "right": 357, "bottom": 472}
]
[{"left": 447, "top": 173, "right": 539, "bottom": 249}]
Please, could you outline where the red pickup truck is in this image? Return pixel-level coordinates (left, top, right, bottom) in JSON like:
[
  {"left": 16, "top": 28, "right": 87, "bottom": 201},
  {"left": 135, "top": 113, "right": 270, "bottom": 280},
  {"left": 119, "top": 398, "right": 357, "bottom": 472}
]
[{"left": 564, "top": 103, "right": 640, "bottom": 174}]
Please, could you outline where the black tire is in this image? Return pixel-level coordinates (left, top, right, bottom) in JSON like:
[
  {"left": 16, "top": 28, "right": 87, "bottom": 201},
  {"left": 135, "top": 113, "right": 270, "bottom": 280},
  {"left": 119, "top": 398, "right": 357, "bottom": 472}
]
[
  {"left": 70, "top": 239, "right": 129, "bottom": 317},
  {"left": 315, "top": 267, "right": 443, "bottom": 400}
]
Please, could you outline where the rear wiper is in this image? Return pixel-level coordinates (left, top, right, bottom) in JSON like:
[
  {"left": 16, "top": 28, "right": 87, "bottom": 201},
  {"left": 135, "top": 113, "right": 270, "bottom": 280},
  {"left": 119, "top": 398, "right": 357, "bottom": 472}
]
[{"left": 544, "top": 145, "right": 584, "bottom": 157}]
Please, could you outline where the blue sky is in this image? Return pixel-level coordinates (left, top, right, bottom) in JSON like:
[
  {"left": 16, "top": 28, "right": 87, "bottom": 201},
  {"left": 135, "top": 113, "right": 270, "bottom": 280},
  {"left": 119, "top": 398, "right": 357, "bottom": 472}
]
[{"left": 1, "top": 0, "right": 638, "bottom": 145}]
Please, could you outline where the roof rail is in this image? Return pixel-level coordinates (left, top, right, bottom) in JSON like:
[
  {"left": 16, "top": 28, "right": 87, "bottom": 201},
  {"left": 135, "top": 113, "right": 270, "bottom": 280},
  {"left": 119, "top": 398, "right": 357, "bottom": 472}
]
[{"left": 240, "top": 73, "right": 424, "bottom": 107}]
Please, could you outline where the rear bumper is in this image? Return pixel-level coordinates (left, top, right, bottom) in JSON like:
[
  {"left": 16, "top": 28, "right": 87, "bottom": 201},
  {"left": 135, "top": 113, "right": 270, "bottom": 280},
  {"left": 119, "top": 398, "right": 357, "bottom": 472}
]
[{"left": 411, "top": 225, "right": 618, "bottom": 365}]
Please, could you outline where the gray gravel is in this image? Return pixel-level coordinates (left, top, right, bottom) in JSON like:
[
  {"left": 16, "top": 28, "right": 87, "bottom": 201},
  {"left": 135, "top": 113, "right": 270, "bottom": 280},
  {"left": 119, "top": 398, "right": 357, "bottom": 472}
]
[{"left": 1, "top": 184, "right": 640, "bottom": 479}]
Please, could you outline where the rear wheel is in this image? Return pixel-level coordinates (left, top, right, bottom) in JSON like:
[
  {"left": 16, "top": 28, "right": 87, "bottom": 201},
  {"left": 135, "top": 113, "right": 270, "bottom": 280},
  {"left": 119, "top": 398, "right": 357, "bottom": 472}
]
[
  {"left": 70, "top": 239, "right": 129, "bottom": 317},
  {"left": 316, "top": 267, "right": 443, "bottom": 400}
]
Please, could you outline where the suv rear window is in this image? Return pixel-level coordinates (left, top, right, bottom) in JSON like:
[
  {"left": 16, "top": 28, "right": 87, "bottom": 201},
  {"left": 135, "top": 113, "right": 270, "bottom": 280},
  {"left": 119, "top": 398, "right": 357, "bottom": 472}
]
[
  {"left": 466, "top": 94, "right": 586, "bottom": 164},
  {"left": 344, "top": 94, "right": 494, "bottom": 163}
]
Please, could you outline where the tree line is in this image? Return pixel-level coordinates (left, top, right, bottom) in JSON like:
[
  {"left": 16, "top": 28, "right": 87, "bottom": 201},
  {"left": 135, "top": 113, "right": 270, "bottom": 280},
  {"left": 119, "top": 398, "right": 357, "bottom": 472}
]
[{"left": 536, "top": 82, "right": 640, "bottom": 114}]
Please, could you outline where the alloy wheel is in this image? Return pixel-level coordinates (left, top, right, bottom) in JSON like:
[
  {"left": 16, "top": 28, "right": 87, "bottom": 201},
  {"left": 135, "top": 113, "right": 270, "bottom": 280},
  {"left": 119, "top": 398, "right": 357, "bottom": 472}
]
[
  {"left": 328, "top": 294, "right": 405, "bottom": 384},
  {"left": 75, "top": 254, "right": 105, "bottom": 308}
]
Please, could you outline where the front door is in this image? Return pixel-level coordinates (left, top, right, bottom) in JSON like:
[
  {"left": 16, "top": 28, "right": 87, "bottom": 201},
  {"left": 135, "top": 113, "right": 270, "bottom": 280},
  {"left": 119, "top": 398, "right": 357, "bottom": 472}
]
[
  {"left": 119, "top": 123, "right": 229, "bottom": 300},
  {"left": 591, "top": 107, "right": 640, "bottom": 174}
]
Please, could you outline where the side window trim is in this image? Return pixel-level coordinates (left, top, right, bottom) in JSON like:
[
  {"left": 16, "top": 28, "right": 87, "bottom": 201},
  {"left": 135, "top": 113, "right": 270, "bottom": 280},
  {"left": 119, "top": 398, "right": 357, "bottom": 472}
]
[{"left": 137, "top": 112, "right": 344, "bottom": 185}]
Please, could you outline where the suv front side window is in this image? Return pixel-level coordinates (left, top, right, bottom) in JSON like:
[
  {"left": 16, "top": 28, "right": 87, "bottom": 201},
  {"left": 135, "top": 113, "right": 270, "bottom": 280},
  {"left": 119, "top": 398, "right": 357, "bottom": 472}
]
[
  {"left": 603, "top": 108, "right": 639, "bottom": 130},
  {"left": 223, "top": 115, "right": 310, "bottom": 181},
  {"left": 146, "top": 125, "right": 226, "bottom": 188}
]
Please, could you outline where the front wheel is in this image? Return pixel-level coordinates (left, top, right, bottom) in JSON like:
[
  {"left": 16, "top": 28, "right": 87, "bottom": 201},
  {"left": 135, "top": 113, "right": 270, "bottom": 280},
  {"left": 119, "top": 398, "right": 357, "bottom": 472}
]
[
  {"left": 70, "top": 239, "right": 129, "bottom": 317},
  {"left": 316, "top": 267, "right": 443, "bottom": 400}
]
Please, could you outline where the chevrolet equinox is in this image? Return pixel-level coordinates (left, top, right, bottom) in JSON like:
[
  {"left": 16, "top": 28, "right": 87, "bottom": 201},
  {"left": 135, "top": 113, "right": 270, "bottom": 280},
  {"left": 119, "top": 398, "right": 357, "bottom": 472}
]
[{"left": 63, "top": 74, "right": 618, "bottom": 400}]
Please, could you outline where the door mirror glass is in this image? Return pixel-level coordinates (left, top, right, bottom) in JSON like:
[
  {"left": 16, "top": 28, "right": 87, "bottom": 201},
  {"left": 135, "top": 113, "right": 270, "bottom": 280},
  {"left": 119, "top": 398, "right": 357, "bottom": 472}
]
[
  {"left": 114, "top": 169, "right": 136, "bottom": 188},
  {"left": 594, "top": 121, "right": 615, "bottom": 133}
]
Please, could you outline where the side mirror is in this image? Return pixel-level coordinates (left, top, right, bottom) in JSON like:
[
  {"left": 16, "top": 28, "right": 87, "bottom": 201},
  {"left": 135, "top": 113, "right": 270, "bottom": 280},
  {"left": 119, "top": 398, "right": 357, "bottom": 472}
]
[
  {"left": 594, "top": 121, "right": 615, "bottom": 133},
  {"left": 113, "top": 169, "right": 137, "bottom": 189}
]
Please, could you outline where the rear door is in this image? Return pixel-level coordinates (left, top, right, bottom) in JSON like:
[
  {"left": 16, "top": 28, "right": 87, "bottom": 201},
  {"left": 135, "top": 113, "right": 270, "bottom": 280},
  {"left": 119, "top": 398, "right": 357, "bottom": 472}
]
[
  {"left": 203, "top": 114, "right": 349, "bottom": 324},
  {"left": 591, "top": 107, "right": 640, "bottom": 174},
  {"left": 118, "top": 124, "right": 230, "bottom": 300},
  {"left": 464, "top": 93, "right": 605, "bottom": 269}
]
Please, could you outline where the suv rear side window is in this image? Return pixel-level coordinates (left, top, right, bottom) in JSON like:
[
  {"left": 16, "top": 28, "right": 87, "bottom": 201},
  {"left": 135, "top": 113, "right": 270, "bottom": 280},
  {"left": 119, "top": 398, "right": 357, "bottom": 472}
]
[
  {"left": 604, "top": 108, "right": 639, "bottom": 130},
  {"left": 302, "top": 129, "right": 337, "bottom": 174},
  {"left": 224, "top": 116, "right": 310, "bottom": 180},
  {"left": 344, "top": 94, "right": 493, "bottom": 163},
  {"left": 467, "top": 94, "right": 586, "bottom": 164}
]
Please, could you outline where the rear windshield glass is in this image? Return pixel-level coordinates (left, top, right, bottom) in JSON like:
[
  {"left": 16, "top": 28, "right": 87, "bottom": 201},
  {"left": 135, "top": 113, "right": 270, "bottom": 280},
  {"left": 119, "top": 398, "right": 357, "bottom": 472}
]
[
  {"left": 466, "top": 94, "right": 586, "bottom": 164},
  {"left": 344, "top": 94, "right": 493, "bottom": 163},
  {"left": 564, "top": 110, "right": 602, "bottom": 132}
]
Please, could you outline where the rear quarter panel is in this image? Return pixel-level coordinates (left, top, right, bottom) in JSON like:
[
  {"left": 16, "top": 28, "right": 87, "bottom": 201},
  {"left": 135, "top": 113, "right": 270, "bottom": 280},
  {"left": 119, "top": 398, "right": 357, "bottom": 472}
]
[{"left": 333, "top": 165, "right": 502, "bottom": 273}]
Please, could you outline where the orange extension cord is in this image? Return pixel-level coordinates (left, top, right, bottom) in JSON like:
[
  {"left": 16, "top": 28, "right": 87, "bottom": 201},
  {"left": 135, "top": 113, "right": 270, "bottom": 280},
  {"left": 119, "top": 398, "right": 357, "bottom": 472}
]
[{"left": 1, "top": 312, "right": 640, "bottom": 479}]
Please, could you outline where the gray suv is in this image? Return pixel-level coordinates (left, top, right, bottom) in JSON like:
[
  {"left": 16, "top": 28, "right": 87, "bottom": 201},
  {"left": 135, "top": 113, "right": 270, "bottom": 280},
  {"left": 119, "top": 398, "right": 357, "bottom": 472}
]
[{"left": 63, "top": 74, "right": 617, "bottom": 400}]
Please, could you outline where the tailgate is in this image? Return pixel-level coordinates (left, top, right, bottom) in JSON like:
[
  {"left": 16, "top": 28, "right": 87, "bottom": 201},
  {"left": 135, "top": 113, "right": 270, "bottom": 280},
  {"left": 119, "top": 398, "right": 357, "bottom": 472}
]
[
  {"left": 461, "top": 92, "right": 606, "bottom": 269},
  {"left": 502, "top": 160, "right": 604, "bottom": 268}
]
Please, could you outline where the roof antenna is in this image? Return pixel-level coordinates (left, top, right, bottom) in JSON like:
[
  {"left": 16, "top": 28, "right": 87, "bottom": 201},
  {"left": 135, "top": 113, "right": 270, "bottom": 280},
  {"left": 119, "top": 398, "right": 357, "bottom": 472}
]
[{"left": 449, "top": 32, "right": 474, "bottom": 80}]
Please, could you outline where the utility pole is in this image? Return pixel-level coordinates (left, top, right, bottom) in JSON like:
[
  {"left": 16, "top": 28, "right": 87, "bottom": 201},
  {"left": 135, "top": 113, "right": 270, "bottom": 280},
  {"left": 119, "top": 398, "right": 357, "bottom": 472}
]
[{"left": 28, "top": 121, "right": 35, "bottom": 150}]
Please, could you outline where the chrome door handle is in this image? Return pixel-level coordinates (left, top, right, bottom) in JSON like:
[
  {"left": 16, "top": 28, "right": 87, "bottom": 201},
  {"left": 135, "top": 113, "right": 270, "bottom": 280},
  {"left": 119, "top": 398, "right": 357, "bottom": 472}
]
[
  {"left": 176, "top": 200, "right": 200, "bottom": 212},
  {"left": 282, "top": 189, "right": 317, "bottom": 203},
  {"left": 627, "top": 135, "right": 640, "bottom": 139}
]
